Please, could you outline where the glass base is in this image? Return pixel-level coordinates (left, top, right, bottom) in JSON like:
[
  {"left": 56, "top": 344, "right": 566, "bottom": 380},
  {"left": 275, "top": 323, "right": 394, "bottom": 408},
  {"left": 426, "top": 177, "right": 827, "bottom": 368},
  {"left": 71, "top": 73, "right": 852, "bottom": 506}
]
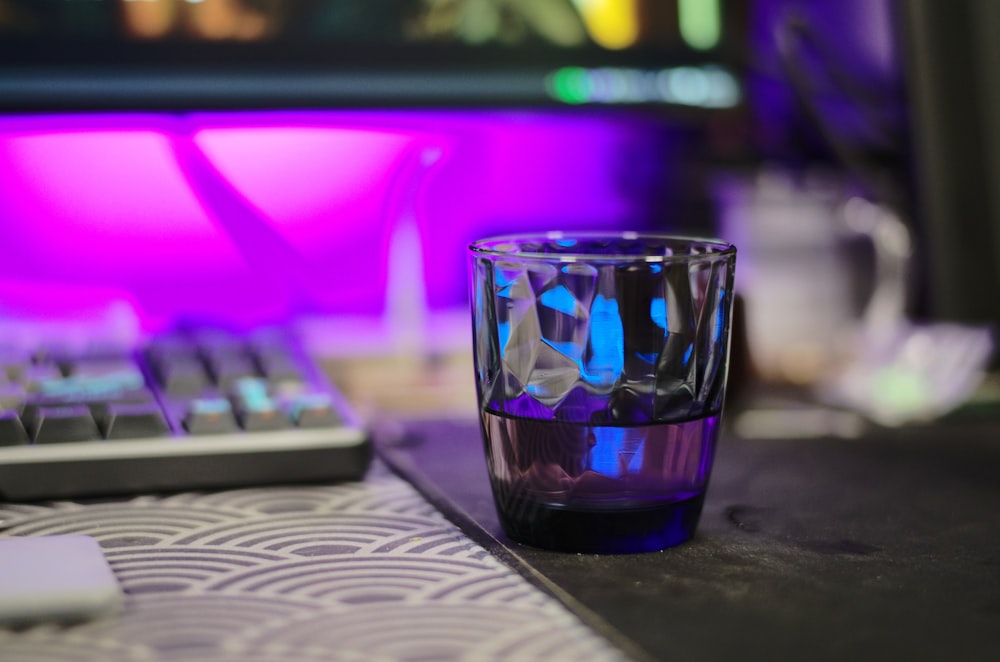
[{"left": 494, "top": 492, "right": 706, "bottom": 554}]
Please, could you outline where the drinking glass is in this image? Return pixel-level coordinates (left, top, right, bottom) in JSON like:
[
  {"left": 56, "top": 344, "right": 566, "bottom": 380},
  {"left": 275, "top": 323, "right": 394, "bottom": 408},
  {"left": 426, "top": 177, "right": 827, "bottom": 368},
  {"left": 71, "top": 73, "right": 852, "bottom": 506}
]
[{"left": 469, "top": 232, "right": 737, "bottom": 553}]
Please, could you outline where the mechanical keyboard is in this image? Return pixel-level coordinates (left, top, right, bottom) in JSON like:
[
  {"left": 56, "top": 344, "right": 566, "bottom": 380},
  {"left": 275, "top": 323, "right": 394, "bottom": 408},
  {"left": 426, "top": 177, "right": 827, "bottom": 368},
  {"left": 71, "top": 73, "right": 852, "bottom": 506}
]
[{"left": 0, "top": 326, "right": 371, "bottom": 501}]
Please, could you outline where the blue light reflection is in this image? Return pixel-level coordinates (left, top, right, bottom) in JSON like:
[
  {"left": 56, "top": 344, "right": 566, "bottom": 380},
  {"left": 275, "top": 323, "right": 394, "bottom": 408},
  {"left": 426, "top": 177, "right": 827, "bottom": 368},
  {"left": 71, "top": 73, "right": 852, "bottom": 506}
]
[{"left": 539, "top": 285, "right": 579, "bottom": 316}]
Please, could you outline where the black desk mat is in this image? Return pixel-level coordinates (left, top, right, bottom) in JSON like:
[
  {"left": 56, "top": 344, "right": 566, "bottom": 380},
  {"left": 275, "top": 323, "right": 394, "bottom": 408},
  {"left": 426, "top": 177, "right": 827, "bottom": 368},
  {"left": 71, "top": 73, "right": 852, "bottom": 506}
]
[{"left": 377, "top": 417, "right": 1000, "bottom": 662}]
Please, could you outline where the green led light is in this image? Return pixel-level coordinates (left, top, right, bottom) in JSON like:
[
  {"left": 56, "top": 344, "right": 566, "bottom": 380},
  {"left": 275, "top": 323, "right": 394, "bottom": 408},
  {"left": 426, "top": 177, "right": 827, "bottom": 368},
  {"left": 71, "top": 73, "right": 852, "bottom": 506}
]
[
  {"left": 547, "top": 64, "right": 738, "bottom": 108},
  {"left": 872, "top": 368, "right": 930, "bottom": 413},
  {"left": 548, "top": 67, "right": 591, "bottom": 105},
  {"left": 678, "top": 0, "right": 721, "bottom": 51}
]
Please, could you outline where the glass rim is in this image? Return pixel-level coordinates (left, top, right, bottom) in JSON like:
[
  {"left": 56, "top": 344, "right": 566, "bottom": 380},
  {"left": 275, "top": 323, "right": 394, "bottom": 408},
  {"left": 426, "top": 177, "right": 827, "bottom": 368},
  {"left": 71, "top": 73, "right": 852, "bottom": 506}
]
[{"left": 468, "top": 231, "right": 737, "bottom": 263}]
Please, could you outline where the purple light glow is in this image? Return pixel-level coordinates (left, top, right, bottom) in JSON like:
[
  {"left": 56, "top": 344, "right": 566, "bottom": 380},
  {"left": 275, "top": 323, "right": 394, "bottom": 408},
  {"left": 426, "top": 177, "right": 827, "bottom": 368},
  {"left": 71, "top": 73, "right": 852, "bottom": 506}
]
[
  {"left": 407, "top": 112, "right": 665, "bottom": 309},
  {"left": 0, "top": 110, "right": 669, "bottom": 336}
]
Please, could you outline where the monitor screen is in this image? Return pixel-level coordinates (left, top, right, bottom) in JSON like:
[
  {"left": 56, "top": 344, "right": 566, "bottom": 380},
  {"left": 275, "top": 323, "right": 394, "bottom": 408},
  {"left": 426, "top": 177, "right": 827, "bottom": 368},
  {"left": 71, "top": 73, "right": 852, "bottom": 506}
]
[{"left": 0, "top": 0, "right": 744, "bottom": 110}]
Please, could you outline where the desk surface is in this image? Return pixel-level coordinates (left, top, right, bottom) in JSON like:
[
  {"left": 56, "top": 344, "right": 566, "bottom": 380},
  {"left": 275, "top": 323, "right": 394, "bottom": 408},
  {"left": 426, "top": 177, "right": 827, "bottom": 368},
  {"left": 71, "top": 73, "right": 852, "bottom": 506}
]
[
  {"left": 2, "top": 416, "right": 999, "bottom": 662},
  {"left": 380, "top": 417, "right": 1000, "bottom": 662}
]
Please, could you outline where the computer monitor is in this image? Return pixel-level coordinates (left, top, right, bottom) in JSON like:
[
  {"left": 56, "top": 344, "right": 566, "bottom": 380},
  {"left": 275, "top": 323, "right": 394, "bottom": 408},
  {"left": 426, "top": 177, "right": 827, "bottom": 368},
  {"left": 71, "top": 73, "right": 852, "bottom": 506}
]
[
  {"left": 0, "top": 0, "right": 745, "bottom": 111},
  {"left": 0, "top": 2, "right": 752, "bottom": 341}
]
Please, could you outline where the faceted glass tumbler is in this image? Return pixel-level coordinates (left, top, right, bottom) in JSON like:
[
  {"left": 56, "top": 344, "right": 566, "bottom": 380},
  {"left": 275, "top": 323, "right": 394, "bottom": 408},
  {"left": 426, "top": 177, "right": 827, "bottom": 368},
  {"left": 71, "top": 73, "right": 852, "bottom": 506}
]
[{"left": 469, "top": 232, "right": 737, "bottom": 553}]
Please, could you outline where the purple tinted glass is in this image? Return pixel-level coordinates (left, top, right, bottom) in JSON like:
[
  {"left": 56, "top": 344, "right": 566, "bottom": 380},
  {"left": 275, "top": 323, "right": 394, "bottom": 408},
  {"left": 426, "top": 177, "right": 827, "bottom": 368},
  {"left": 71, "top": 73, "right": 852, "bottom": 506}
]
[{"left": 469, "top": 232, "right": 737, "bottom": 553}]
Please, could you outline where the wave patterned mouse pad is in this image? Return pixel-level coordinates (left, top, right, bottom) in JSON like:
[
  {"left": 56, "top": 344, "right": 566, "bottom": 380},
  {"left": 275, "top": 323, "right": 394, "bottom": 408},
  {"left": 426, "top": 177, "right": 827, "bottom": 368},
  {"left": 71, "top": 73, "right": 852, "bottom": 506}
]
[{"left": 0, "top": 460, "right": 626, "bottom": 662}]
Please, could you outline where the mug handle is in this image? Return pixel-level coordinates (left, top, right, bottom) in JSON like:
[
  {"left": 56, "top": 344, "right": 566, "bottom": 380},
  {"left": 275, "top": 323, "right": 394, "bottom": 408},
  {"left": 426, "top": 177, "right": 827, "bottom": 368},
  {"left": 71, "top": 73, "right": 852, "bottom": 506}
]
[{"left": 840, "top": 196, "right": 912, "bottom": 350}]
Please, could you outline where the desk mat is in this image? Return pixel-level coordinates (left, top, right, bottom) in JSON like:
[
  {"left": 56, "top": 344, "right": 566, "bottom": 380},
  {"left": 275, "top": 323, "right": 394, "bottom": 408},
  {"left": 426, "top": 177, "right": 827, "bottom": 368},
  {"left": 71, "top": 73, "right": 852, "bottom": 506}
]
[
  {"left": 378, "top": 417, "right": 1000, "bottom": 662},
  {"left": 0, "top": 460, "right": 627, "bottom": 662}
]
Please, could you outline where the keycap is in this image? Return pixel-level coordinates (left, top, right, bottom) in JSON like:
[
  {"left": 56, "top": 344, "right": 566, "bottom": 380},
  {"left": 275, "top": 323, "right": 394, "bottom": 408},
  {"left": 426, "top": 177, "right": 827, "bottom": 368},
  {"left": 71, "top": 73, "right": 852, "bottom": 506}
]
[
  {"left": 37, "top": 370, "right": 146, "bottom": 400},
  {"left": 145, "top": 336, "right": 199, "bottom": 366},
  {"left": 79, "top": 341, "right": 134, "bottom": 360},
  {"left": 246, "top": 327, "right": 291, "bottom": 351},
  {"left": 26, "top": 405, "right": 101, "bottom": 443},
  {"left": 0, "top": 348, "right": 28, "bottom": 382},
  {"left": 236, "top": 398, "right": 291, "bottom": 432},
  {"left": 98, "top": 402, "right": 170, "bottom": 440},
  {"left": 288, "top": 393, "right": 341, "bottom": 428},
  {"left": 0, "top": 410, "right": 28, "bottom": 446},
  {"left": 29, "top": 390, "right": 156, "bottom": 419},
  {"left": 154, "top": 357, "right": 209, "bottom": 396},
  {"left": 29, "top": 346, "right": 64, "bottom": 366},
  {"left": 255, "top": 352, "right": 303, "bottom": 384},
  {"left": 0, "top": 383, "right": 25, "bottom": 410},
  {"left": 205, "top": 354, "right": 257, "bottom": 391},
  {"left": 20, "top": 364, "right": 65, "bottom": 392},
  {"left": 183, "top": 398, "right": 238, "bottom": 435},
  {"left": 192, "top": 329, "right": 242, "bottom": 355},
  {"left": 231, "top": 377, "right": 269, "bottom": 399},
  {"left": 67, "top": 357, "right": 142, "bottom": 379},
  {"left": 229, "top": 378, "right": 288, "bottom": 431}
]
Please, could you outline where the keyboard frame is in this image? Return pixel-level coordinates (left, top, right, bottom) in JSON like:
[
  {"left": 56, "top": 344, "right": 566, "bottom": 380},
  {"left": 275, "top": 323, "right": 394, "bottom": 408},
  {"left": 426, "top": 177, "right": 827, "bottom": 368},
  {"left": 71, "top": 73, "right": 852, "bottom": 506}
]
[
  {"left": 0, "top": 427, "right": 372, "bottom": 501},
  {"left": 0, "top": 332, "right": 372, "bottom": 501}
]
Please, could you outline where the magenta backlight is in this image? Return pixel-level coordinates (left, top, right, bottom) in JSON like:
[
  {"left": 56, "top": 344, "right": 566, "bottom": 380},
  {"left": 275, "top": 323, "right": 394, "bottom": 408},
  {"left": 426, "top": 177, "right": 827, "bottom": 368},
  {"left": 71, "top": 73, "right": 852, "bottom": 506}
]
[{"left": 0, "top": 110, "right": 667, "bottom": 336}]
